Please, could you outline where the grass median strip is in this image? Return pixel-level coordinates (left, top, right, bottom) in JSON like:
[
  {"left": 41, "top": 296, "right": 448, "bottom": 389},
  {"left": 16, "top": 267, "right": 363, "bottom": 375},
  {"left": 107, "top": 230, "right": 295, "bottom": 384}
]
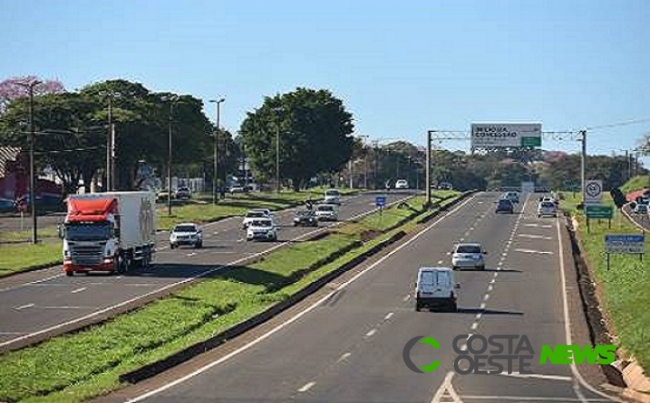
[
  {"left": 562, "top": 193, "right": 650, "bottom": 373},
  {"left": 0, "top": 192, "right": 459, "bottom": 403}
]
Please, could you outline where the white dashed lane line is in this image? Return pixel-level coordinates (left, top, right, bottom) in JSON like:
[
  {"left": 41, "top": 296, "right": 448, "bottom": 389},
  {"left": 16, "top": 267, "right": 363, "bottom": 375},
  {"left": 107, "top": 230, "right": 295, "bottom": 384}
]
[
  {"left": 384, "top": 312, "right": 394, "bottom": 320},
  {"left": 15, "top": 303, "right": 34, "bottom": 310},
  {"left": 70, "top": 287, "right": 86, "bottom": 294},
  {"left": 365, "top": 329, "right": 377, "bottom": 338},
  {"left": 337, "top": 352, "right": 351, "bottom": 363},
  {"left": 298, "top": 382, "right": 316, "bottom": 392}
]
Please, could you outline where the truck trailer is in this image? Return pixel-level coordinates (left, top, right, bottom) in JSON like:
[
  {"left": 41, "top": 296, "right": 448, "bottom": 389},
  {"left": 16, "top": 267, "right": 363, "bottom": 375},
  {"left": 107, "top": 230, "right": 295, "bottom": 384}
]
[{"left": 60, "top": 192, "right": 157, "bottom": 276}]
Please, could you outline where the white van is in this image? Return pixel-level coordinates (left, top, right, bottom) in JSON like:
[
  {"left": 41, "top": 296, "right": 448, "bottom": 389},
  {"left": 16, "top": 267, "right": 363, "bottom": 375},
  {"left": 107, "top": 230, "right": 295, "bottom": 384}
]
[
  {"left": 323, "top": 189, "right": 341, "bottom": 205},
  {"left": 315, "top": 203, "right": 339, "bottom": 221},
  {"left": 415, "top": 267, "right": 460, "bottom": 311}
]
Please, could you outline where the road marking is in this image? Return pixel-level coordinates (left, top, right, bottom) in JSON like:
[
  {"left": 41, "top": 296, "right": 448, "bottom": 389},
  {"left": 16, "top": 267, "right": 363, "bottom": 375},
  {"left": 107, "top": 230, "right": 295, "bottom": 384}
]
[
  {"left": 459, "top": 237, "right": 465, "bottom": 242},
  {"left": 70, "top": 287, "right": 86, "bottom": 294},
  {"left": 365, "top": 329, "right": 377, "bottom": 338},
  {"left": 514, "top": 248, "right": 554, "bottom": 255},
  {"left": 298, "top": 381, "right": 316, "bottom": 392},
  {"left": 519, "top": 234, "right": 553, "bottom": 240},
  {"left": 479, "top": 302, "right": 486, "bottom": 309},
  {"left": 483, "top": 294, "right": 490, "bottom": 301},
  {"left": 337, "top": 352, "right": 351, "bottom": 363},
  {"left": 123, "top": 194, "right": 478, "bottom": 403},
  {"left": 0, "top": 272, "right": 65, "bottom": 293},
  {"left": 523, "top": 223, "right": 553, "bottom": 228},
  {"left": 475, "top": 313, "right": 482, "bottom": 320},
  {"left": 430, "top": 371, "right": 463, "bottom": 403},
  {"left": 501, "top": 252, "right": 508, "bottom": 257},
  {"left": 497, "top": 372, "right": 573, "bottom": 382},
  {"left": 0, "top": 332, "right": 25, "bottom": 335},
  {"left": 384, "top": 312, "right": 394, "bottom": 320},
  {"left": 487, "top": 285, "right": 493, "bottom": 292},
  {"left": 489, "top": 278, "right": 495, "bottom": 284},
  {"left": 186, "top": 252, "right": 197, "bottom": 257},
  {"left": 556, "top": 217, "right": 620, "bottom": 402},
  {"left": 403, "top": 294, "right": 410, "bottom": 301},
  {"left": 15, "top": 303, "right": 34, "bottom": 310},
  {"left": 437, "top": 260, "right": 444, "bottom": 264},
  {"left": 470, "top": 322, "right": 478, "bottom": 331}
]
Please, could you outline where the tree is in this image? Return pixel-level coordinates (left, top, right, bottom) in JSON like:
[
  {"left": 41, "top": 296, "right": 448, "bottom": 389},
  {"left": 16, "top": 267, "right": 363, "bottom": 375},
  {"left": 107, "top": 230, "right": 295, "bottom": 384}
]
[
  {"left": 240, "top": 88, "right": 354, "bottom": 191},
  {"left": 0, "top": 76, "right": 65, "bottom": 115}
]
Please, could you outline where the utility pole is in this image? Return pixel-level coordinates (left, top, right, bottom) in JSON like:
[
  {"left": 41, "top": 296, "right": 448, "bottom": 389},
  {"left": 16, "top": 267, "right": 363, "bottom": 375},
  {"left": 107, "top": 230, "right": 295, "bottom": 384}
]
[
  {"left": 209, "top": 98, "right": 225, "bottom": 204},
  {"left": 348, "top": 159, "right": 353, "bottom": 189},
  {"left": 166, "top": 95, "right": 180, "bottom": 216},
  {"left": 425, "top": 130, "right": 432, "bottom": 208},
  {"left": 106, "top": 94, "right": 112, "bottom": 191},
  {"left": 16, "top": 79, "right": 41, "bottom": 244},
  {"left": 373, "top": 140, "right": 379, "bottom": 190},
  {"left": 580, "top": 130, "right": 587, "bottom": 206}
]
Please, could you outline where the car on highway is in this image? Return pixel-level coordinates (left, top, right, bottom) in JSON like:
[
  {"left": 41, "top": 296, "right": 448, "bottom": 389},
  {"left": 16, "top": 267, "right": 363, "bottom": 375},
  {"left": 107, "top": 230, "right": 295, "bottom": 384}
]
[
  {"left": 174, "top": 186, "right": 192, "bottom": 200},
  {"left": 501, "top": 191, "right": 520, "bottom": 204},
  {"left": 156, "top": 189, "right": 172, "bottom": 202},
  {"left": 451, "top": 242, "right": 487, "bottom": 270},
  {"left": 414, "top": 267, "right": 460, "bottom": 311},
  {"left": 537, "top": 200, "right": 558, "bottom": 217},
  {"left": 495, "top": 198, "right": 514, "bottom": 214},
  {"left": 315, "top": 203, "right": 339, "bottom": 221},
  {"left": 169, "top": 223, "right": 203, "bottom": 249},
  {"left": 438, "top": 182, "right": 453, "bottom": 190},
  {"left": 246, "top": 218, "right": 278, "bottom": 242},
  {"left": 632, "top": 202, "right": 648, "bottom": 215},
  {"left": 293, "top": 209, "right": 318, "bottom": 227},
  {"left": 395, "top": 179, "right": 409, "bottom": 189},
  {"left": 242, "top": 209, "right": 273, "bottom": 229},
  {"left": 323, "top": 188, "right": 341, "bottom": 205}
]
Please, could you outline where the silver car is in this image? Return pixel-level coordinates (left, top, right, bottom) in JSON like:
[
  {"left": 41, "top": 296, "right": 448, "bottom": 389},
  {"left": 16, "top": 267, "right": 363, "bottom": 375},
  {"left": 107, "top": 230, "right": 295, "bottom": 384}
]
[{"left": 451, "top": 243, "right": 487, "bottom": 270}]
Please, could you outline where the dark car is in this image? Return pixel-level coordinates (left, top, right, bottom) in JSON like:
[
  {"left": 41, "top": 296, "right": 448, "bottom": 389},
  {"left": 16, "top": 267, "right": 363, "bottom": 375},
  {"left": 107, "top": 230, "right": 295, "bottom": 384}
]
[
  {"left": 293, "top": 209, "right": 318, "bottom": 227},
  {"left": 495, "top": 198, "right": 514, "bottom": 214}
]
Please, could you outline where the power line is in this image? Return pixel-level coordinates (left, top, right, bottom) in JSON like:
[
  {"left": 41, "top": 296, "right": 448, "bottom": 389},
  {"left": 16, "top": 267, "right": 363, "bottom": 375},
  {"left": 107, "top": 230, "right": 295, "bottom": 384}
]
[{"left": 583, "top": 118, "right": 650, "bottom": 131}]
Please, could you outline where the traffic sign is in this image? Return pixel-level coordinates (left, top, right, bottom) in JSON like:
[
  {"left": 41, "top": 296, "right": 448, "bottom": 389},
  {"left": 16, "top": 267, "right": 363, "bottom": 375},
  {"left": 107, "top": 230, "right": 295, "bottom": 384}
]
[
  {"left": 375, "top": 196, "right": 386, "bottom": 207},
  {"left": 605, "top": 234, "right": 645, "bottom": 254},
  {"left": 585, "top": 205, "right": 613, "bottom": 219},
  {"left": 584, "top": 180, "right": 603, "bottom": 205}
]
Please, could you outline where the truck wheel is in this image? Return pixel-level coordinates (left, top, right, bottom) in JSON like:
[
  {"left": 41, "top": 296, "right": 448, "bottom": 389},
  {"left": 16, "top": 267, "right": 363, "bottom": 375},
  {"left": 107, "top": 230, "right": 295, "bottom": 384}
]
[
  {"left": 195, "top": 242, "right": 202, "bottom": 249},
  {"left": 115, "top": 255, "right": 127, "bottom": 274},
  {"left": 450, "top": 301, "right": 458, "bottom": 312},
  {"left": 66, "top": 271, "right": 74, "bottom": 277}
]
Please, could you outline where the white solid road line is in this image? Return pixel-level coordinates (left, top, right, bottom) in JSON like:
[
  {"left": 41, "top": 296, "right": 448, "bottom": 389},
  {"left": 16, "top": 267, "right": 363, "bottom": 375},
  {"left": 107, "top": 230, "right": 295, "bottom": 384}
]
[
  {"left": 15, "top": 303, "right": 34, "bottom": 310},
  {"left": 514, "top": 248, "right": 554, "bottom": 255},
  {"left": 0, "top": 272, "right": 65, "bottom": 293},
  {"left": 125, "top": 194, "right": 477, "bottom": 403},
  {"left": 497, "top": 372, "right": 573, "bottom": 382},
  {"left": 297, "top": 381, "right": 316, "bottom": 392},
  {"left": 460, "top": 396, "right": 611, "bottom": 402},
  {"left": 555, "top": 217, "right": 620, "bottom": 402},
  {"left": 519, "top": 234, "right": 553, "bottom": 240}
]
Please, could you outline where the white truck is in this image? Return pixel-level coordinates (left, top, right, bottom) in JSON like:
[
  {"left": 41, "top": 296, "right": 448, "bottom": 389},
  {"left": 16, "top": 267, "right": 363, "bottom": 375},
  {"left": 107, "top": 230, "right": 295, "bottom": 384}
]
[{"left": 60, "top": 191, "right": 157, "bottom": 276}]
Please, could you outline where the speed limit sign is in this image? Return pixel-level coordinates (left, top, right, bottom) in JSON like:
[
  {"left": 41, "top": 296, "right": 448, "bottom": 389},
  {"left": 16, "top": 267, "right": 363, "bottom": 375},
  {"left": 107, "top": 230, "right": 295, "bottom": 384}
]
[{"left": 584, "top": 180, "right": 603, "bottom": 205}]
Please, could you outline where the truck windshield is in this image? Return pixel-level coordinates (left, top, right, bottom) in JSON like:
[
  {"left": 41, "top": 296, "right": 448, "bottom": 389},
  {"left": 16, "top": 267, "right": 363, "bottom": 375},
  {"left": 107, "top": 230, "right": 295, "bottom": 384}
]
[{"left": 65, "top": 223, "right": 112, "bottom": 241}]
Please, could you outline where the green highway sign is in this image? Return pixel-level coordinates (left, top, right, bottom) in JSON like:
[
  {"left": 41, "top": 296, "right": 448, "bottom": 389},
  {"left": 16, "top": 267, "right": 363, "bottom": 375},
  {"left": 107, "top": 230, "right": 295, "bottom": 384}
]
[
  {"left": 585, "top": 205, "right": 613, "bottom": 219},
  {"left": 520, "top": 136, "right": 542, "bottom": 147}
]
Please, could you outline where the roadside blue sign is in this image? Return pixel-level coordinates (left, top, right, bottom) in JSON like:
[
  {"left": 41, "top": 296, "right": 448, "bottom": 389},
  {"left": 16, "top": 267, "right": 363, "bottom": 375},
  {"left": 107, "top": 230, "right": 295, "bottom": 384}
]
[
  {"left": 375, "top": 196, "right": 386, "bottom": 207},
  {"left": 605, "top": 234, "right": 645, "bottom": 254}
]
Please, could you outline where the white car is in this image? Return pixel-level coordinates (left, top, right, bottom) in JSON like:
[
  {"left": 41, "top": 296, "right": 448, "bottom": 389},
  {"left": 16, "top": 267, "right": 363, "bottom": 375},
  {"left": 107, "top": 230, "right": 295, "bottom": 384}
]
[
  {"left": 537, "top": 201, "right": 558, "bottom": 217},
  {"left": 169, "top": 223, "right": 203, "bottom": 249},
  {"left": 633, "top": 203, "right": 648, "bottom": 215},
  {"left": 242, "top": 209, "right": 273, "bottom": 229},
  {"left": 323, "top": 189, "right": 341, "bottom": 205},
  {"left": 451, "top": 243, "right": 487, "bottom": 270},
  {"left": 315, "top": 203, "right": 339, "bottom": 221},
  {"left": 395, "top": 179, "right": 409, "bottom": 189},
  {"left": 415, "top": 267, "right": 460, "bottom": 311},
  {"left": 246, "top": 218, "right": 277, "bottom": 242}
]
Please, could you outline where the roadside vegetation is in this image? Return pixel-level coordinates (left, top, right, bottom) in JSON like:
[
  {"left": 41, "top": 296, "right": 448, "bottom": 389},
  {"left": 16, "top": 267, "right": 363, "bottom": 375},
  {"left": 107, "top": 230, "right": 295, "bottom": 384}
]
[
  {"left": 619, "top": 174, "right": 650, "bottom": 193},
  {"left": 561, "top": 192, "right": 650, "bottom": 372},
  {"left": 0, "top": 191, "right": 461, "bottom": 403}
]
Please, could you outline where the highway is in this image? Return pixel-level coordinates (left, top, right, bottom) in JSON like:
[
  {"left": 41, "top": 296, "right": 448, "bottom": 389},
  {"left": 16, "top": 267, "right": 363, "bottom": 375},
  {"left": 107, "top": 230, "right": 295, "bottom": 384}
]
[
  {"left": 0, "top": 191, "right": 414, "bottom": 351},
  {"left": 108, "top": 192, "right": 619, "bottom": 403}
]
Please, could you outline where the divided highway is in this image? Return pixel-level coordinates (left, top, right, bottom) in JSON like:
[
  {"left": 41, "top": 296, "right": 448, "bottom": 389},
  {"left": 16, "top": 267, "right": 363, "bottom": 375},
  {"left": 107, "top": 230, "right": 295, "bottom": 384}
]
[
  {"left": 112, "top": 192, "right": 619, "bottom": 403},
  {"left": 0, "top": 191, "right": 414, "bottom": 351}
]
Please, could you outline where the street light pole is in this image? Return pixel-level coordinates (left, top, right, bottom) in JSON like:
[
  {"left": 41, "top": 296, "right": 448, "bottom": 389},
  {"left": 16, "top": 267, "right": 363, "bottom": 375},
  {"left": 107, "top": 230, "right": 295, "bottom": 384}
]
[
  {"left": 166, "top": 96, "right": 179, "bottom": 216},
  {"left": 579, "top": 130, "right": 587, "bottom": 206},
  {"left": 106, "top": 94, "right": 112, "bottom": 191},
  {"left": 209, "top": 98, "right": 225, "bottom": 204},
  {"left": 16, "top": 79, "right": 41, "bottom": 244}
]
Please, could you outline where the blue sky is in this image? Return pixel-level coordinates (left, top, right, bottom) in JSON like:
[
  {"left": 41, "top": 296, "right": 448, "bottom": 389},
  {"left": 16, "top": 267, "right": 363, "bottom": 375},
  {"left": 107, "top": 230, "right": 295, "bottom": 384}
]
[{"left": 1, "top": 0, "right": 649, "bottom": 166}]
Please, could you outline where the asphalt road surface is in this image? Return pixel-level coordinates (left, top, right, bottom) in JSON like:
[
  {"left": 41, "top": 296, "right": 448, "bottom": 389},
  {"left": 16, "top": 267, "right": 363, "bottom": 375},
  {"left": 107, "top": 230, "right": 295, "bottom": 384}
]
[
  {"left": 113, "top": 192, "right": 618, "bottom": 403},
  {"left": 0, "top": 191, "right": 415, "bottom": 350}
]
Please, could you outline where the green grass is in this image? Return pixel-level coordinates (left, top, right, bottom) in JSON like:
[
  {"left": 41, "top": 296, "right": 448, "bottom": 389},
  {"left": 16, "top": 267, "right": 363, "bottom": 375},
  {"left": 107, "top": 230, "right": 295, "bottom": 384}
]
[
  {"left": 561, "top": 193, "right": 650, "bottom": 371},
  {"left": 620, "top": 175, "right": 650, "bottom": 193},
  {"left": 0, "top": 227, "right": 58, "bottom": 243},
  {"left": 0, "top": 192, "right": 462, "bottom": 402},
  {"left": 0, "top": 242, "right": 62, "bottom": 277}
]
